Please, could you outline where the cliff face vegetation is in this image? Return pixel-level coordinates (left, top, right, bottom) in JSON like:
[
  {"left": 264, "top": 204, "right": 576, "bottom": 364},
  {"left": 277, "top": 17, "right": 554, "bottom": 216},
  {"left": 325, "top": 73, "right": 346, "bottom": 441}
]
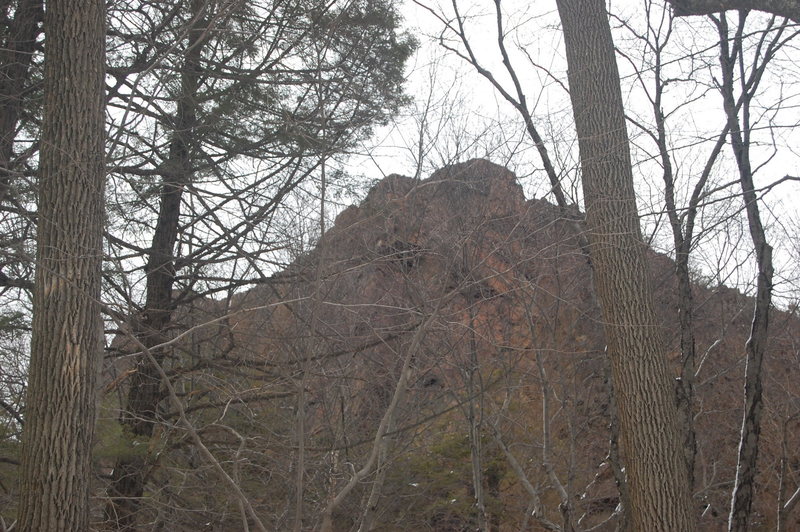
[{"left": 90, "top": 160, "right": 800, "bottom": 529}]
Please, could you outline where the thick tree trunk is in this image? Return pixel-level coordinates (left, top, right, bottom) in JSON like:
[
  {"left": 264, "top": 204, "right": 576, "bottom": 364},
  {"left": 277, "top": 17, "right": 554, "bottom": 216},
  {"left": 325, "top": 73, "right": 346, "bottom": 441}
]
[
  {"left": 106, "top": 2, "right": 205, "bottom": 528},
  {"left": 17, "top": 0, "right": 106, "bottom": 530},
  {"left": 554, "top": 0, "right": 695, "bottom": 529}
]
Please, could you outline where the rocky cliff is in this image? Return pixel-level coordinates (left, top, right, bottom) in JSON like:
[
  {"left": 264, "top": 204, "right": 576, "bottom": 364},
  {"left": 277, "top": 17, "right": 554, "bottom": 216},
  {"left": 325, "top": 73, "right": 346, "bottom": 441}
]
[{"left": 102, "top": 159, "right": 800, "bottom": 531}]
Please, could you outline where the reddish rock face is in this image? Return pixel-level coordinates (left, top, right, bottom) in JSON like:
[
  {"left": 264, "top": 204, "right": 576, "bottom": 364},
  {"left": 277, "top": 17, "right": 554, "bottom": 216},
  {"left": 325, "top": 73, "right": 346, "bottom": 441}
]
[{"left": 103, "top": 159, "right": 800, "bottom": 531}]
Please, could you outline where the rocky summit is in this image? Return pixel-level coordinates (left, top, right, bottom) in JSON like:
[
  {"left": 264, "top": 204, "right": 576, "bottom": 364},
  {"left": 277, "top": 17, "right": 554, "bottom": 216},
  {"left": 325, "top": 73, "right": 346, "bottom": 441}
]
[{"left": 102, "top": 159, "right": 800, "bottom": 531}]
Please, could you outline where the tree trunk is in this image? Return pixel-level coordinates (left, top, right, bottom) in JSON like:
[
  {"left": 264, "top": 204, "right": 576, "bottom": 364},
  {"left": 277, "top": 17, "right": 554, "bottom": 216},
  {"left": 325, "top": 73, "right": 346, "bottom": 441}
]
[
  {"left": 17, "top": 0, "right": 106, "bottom": 529},
  {"left": 0, "top": 0, "right": 43, "bottom": 205},
  {"left": 106, "top": 1, "right": 205, "bottom": 528},
  {"left": 715, "top": 17, "right": 775, "bottom": 532},
  {"left": 357, "top": 418, "right": 393, "bottom": 532},
  {"left": 554, "top": 0, "right": 695, "bottom": 529},
  {"left": 654, "top": 62, "right": 699, "bottom": 489},
  {"left": 466, "top": 305, "right": 488, "bottom": 532}
]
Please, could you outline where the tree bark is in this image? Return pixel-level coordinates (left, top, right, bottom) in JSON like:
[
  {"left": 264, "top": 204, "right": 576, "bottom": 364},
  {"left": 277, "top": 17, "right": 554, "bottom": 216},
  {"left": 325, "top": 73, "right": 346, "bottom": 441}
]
[
  {"left": 17, "top": 0, "right": 106, "bottom": 529},
  {"left": 554, "top": 0, "right": 695, "bottom": 529},
  {"left": 106, "top": 1, "right": 206, "bottom": 527}
]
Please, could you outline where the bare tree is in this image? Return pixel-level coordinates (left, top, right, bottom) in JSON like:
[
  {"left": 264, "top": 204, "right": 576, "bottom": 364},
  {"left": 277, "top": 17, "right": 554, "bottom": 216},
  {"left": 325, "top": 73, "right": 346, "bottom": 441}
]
[{"left": 712, "top": 12, "right": 785, "bottom": 531}]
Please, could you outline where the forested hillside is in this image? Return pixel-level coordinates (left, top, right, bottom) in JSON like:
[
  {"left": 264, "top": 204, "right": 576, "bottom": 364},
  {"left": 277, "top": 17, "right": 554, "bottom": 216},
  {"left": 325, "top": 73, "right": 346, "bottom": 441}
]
[
  {"left": 1, "top": 0, "right": 799, "bottom": 530},
  {"left": 89, "top": 160, "right": 799, "bottom": 530}
]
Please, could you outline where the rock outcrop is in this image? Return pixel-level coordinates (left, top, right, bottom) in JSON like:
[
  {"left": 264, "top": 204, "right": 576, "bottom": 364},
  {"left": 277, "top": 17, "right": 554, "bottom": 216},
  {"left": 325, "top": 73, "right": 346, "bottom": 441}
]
[{"left": 104, "top": 159, "right": 800, "bottom": 531}]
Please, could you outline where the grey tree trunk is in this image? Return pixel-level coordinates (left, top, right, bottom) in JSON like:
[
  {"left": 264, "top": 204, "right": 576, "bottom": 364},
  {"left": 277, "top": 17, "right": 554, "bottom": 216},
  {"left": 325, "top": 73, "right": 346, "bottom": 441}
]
[
  {"left": 17, "top": 0, "right": 106, "bottom": 529},
  {"left": 715, "top": 17, "right": 775, "bottom": 532},
  {"left": 554, "top": 0, "right": 696, "bottom": 529}
]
